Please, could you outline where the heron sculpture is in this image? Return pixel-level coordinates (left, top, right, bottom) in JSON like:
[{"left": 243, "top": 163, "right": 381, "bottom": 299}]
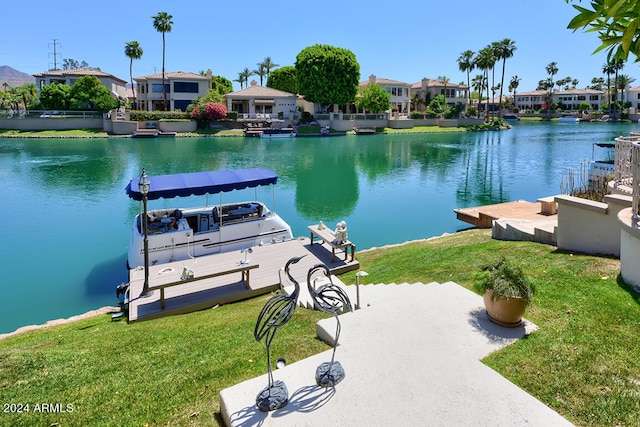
[
  {"left": 254, "top": 255, "right": 306, "bottom": 412},
  {"left": 306, "top": 263, "right": 353, "bottom": 387}
]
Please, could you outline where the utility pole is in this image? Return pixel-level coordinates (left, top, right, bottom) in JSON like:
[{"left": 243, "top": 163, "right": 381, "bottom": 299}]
[{"left": 48, "top": 39, "right": 61, "bottom": 70}]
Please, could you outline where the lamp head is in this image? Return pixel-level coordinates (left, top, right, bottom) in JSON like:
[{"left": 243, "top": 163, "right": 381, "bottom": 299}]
[{"left": 139, "top": 168, "right": 150, "bottom": 195}]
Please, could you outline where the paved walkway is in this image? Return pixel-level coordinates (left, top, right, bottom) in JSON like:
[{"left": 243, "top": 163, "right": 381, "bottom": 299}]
[{"left": 220, "top": 281, "right": 574, "bottom": 426}]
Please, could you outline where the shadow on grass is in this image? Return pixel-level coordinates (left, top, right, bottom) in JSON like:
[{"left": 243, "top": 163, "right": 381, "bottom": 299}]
[{"left": 616, "top": 273, "right": 640, "bottom": 305}]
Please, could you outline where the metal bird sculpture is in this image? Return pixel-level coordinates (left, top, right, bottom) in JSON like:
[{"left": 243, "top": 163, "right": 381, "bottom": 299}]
[
  {"left": 254, "top": 255, "right": 306, "bottom": 412},
  {"left": 306, "top": 263, "right": 353, "bottom": 387}
]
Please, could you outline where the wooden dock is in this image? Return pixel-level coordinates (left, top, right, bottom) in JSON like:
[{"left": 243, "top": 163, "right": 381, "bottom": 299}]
[
  {"left": 454, "top": 198, "right": 557, "bottom": 228},
  {"left": 127, "top": 236, "right": 359, "bottom": 323}
]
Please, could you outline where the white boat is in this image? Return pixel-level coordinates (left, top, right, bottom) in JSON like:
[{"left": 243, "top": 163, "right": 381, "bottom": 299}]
[
  {"left": 125, "top": 168, "right": 293, "bottom": 268},
  {"left": 558, "top": 116, "right": 579, "bottom": 123},
  {"left": 259, "top": 128, "right": 296, "bottom": 138},
  {"left": 589, "top": 142, "right": 615, "bottom": 181}
]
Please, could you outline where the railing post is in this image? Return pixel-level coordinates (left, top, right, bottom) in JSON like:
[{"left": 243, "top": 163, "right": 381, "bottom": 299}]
[{"left": 632, "top": 142, "right": 640, "bottom": 218}]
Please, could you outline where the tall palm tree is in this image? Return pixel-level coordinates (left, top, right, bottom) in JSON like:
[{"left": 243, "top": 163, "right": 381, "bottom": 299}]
[
  {"left": 253, "top": 64, "right": 267, "bottom": 86},
  {"left": 545, "top": 62, "right": 559, "bottom": 118},
  {"left": 495, "top": 39, "right": 517, "bottom": 116},
  {"left": 234, "top": 73, "right": 244, "bottom": 90},
  {"left": 457, "top": 50, "right": 475, "bottom": 108},
  {"left": 438, "top": 75, "right": 450, "bottom": 103},
  {"left": 471, "top": 74, "right": 485, "bottom": 117},
  {"left": 475, "top": 47, "right": 495, "bottom": 118},
  {"left": 602, "top": 62, "right": 615, "bottom": 114},
  {"left": 259, "top": 57, "right": 279, "bottom": 81},
  {"left": 124, "top": 41, "right": 143, "bottom": 108},
  {"left": 152, "top": 11, "right": 174, "bottom": 110},
  {"left": 508, "top": 75, "right": 521, "bottom": 109},
  {"left": 613, "top": 59, "right": 625, "bottom": 117},
  {"left": 241, "top": 68, "right": 254, "bottom": 88}
]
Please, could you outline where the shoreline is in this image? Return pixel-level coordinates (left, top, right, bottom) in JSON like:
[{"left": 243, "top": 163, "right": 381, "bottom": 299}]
[{"left": 0, "top": 231, "right": 461, "bottom": 340}]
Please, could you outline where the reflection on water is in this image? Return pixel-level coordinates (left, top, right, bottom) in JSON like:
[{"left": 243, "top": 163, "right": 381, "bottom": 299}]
[{"left": 1, "top": 120, "right": 637, "bottom": 333}]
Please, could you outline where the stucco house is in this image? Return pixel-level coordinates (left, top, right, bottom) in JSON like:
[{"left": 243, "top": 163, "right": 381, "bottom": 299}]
[
  {"left": 134, "top": 70, "right": 211, "bottom": 112},
  {"left": 515, "top": 89, "right": 606, "bottom": 112},
  {"left": 411, "top": 78, "right": 469, "bottom": 110},
  {"left": 225, "top": 81, "right": 298, "bottom": 119},
  {"left": 33, "top": 67, "right": 127, "bottom": 98}
]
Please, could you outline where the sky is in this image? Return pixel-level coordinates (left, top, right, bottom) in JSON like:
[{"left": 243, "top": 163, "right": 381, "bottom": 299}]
[{"left": 1, "top": 0, "right": 629, "bottom": 93}]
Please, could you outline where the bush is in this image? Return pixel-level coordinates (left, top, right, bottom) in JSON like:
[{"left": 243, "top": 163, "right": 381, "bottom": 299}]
[{"left": 130, "top": 111, "right": 190, "bottom": 121}]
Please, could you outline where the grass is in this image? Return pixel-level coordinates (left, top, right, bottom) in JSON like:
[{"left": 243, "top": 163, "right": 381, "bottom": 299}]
[
  {"left": 0, "top": 128, "right": 110, "bottom": 137},
  {"left": 1, "top": 229, "right": 639, "bottom": 425}
]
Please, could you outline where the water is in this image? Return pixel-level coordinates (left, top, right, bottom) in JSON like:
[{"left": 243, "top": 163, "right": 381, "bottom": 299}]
[{"left": 1, "top": 121, "right": 636, "bottom": 333}]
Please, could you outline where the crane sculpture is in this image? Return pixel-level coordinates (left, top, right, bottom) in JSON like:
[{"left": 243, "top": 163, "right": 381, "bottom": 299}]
[
  {"left": 306, "top": 263, "right": 353, "bottom": 387},
  {"left": 254, "top": 255, "right": 306, "bottom": 412}
]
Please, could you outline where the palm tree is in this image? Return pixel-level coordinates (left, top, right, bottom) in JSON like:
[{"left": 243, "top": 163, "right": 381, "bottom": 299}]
[
  {"left": 508, "top": 75, "right": 521, "bottom": 109},
  {"left": 616, "top": 74, "right": 636, "bottom": 109},
  {"left": 495, "top": 39, "right": 517, "bottom": 116},
  {"left": 152, "top": 11, "right": 174, "bottom": 110},
  {"left": 613, "top": 59, "right": 625, "bottom": 117},
  {"left": 234, "top": 73, "right": 244, "bottom": 90},
  {"left": 240, "top": 68, "right": 254, "bottom": 88},
  {"left": 474, "top": 47, "right": 495, "bottom": 118},
  {"left": 253, "top": 64, "right": 267, "bottom": 86},
  {"left": 545, "top": 62, "right": 558, "bottom": 118},
  {"left": 602, "top": 62, "right": 615, "bottom": 114},
  {"left": 457, "top": 50, "right": 475, "bottom": 108},
  {"left": 471, "top": 74, "right": 485, "bottom": 117},
  {"left": 259, "top": 57, "right": 279, "bottom": 81},
  {"left": 124, "top": 41, "right": 143, "bottom": 108},
  {"left": 438, "top": 75, "right": 450, "bottom": 104}
]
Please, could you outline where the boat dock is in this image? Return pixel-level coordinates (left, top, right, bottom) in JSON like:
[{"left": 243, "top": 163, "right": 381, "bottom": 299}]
[
  {"left": 126, "top": 236, "right": 359, "bottom": 323},
  {"left": 454, "top": 197, "right": 557, "bottom": 228}
]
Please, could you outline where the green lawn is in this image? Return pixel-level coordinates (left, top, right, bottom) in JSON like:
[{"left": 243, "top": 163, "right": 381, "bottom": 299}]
[{"left": 1, "top": 230, "right": 638, "bottom": 426}]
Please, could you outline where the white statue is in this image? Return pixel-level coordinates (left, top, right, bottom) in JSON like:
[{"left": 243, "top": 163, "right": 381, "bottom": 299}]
[{"left": 334, "top": 221, "right": 348, "bottom": 244}]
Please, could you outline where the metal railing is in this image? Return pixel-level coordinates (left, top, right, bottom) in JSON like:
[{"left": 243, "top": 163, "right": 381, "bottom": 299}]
[
  {"left": 0, "top": 110, "right": 102, "bottom": 119},
  {"left": 614, "top": 135, "right": 638, "bottom": 192}
]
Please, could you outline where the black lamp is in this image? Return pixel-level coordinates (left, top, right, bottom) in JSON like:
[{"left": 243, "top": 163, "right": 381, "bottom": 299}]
[{"left": 139, "top": 168, "right": 153, "bottom": 298}]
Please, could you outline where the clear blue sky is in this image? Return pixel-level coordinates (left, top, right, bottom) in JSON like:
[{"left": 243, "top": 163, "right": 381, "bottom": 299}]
[{"left": 1, "top": 0, "right": 626, "bottom": 93}]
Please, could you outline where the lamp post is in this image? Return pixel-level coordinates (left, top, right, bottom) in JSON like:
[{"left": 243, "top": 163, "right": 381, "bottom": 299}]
[
  {"left": 355, "top": 271, "right": 368, "bottom": 310},
  {"left": 139, "top": 168, "right": 153, "bottom": 298}
]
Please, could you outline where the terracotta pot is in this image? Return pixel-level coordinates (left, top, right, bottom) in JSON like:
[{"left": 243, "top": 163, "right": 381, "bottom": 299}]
[{"left": 483, "top": 290, "right": 527, "bottom": 327}]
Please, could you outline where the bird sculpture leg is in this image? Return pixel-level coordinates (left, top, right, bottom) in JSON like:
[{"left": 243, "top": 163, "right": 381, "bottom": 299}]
[
  {"left": 255, "top": 336, "right": 289, "bottom": 412},
  {"left": 315, "top": 312, "right": 346, "bottom": 388}
]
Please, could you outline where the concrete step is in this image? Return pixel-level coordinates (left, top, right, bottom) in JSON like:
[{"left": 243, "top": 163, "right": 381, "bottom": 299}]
[{"left": 493, "top": 217, "right": 557, "bottom": 245}]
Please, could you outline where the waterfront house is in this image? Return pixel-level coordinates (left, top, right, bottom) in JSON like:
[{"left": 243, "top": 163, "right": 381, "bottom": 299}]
[
  {"left": 33, "top": 67, "right": 127, "bottom": 98},
  {"left": 225, "top": 81, "right": 298, "bottom": 120},
  {"left": 554, "top": 88, "right": 605, "bottom": 111},
  {"left": 134, "top": 70, "right": 211, "bottom": 112},
  {"left": 357, "top": 75, "right": 412, "bottom": 115},
  {"left": 411, "top": 78, "right": 469, "bottom": 111},
  {"left": 514, "top": 90, "right": 548, "bottom": 111}
]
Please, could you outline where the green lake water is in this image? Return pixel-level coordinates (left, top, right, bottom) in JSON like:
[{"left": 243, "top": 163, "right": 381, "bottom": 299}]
[{"left": 1, "top": 120, "right": 636, "bottom": 333}]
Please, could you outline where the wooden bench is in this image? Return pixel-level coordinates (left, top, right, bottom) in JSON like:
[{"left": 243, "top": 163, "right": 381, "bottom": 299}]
[
  {"left": 308, "top": 224, "right": 356, "bottom": 262},
  {"left": 149, "top": 263, "right": 259, "bottom": 309}
]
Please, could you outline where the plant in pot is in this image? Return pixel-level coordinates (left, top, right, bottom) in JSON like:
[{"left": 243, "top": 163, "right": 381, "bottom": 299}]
[{"left": 473, "top": 257, "right": 535, "bottom": 327}]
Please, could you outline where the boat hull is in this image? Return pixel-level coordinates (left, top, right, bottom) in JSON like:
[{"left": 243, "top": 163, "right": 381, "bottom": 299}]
[{"left": 127, "top": 201, "right": 293, "bottom": 268}]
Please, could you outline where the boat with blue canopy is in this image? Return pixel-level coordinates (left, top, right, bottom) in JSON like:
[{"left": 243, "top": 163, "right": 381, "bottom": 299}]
[{"left": 125, "top": 168, "right": 293, "bottom": 268}]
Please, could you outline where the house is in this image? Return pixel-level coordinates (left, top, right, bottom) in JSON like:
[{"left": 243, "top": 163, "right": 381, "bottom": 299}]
[
  {"left": 553, "top": 88, "right": 605, "bottom": 111},
  {"left": 411, "top": 78, "right": 468, "bottom": 110},
  {"left": 224, "top": 81, "right": 298, "bottom": 120},
  {"left": 33, "top": 67, "right": 127, "bottom": 98},
  {"left": 134, "top": 70, "right": 211, "bottom": 112},
  {"left": 357, "top": 75, "right": 412, "bottom": 114},
  {"left": 514, "top": 90, "right": 548, "bottom": 111}
]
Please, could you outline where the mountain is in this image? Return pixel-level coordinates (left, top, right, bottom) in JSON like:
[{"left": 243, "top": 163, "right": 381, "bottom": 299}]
[{"left": 0, "top": 65, "right": 36, "bottom": 88}]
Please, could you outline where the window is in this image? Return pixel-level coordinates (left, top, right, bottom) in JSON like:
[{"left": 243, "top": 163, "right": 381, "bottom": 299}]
[
  {"left": 174, "top": 100, "right": 191, "bottom": 111},
  {"left": 152, "top": 83, "right": 170, "bottom": 93},
  {"left": 590, "top": 95, "right": 599, "bottom": 101},
  {"left": 173, "top": 82, "right": 199, "bottom": 93}
]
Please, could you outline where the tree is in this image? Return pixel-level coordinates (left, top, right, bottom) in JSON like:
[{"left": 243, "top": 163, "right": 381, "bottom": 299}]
[
  {"left": 211, "top": 75, "right": 232, "bottom": 95},
  {"left": 259, "top": 57, "right": 279, "bottom": 81},
  {"left": 471, "top": 74, "right": 485, "bottom": 117},
  {"left": 474, "top": 47, "right": 495, "bottom": 118},
  {"left": 240, "top": 68, "right": 253, "bottom": 88},
  {"left": 566, "top": 0, "right": 640, "bottom": 62},
  {"left": 617, "top": 74, "right": 636, "bottom": 108},
  {"left": 69, "top": 75, "right": 118, "bottom": 112},
  {"left": 589, "top": 76, "right": 605, "bottom": 90},
  {"left": 602, "top": 62, "right": 615, "bottom": 114},
  {"left": 62, "top": 58, "right": 89, "bottom": 70},
  {"left": 354, "top": 83, "right": 391, "bottom": 113},
  {"left": 457, "top": 49, "right": 475, "bottom": 108},
  {"left": 544, "top": 62, "right": 559, "bottom": 118},
  {"left": 494, "top": 39, "right": 517, "bottom": 116},
  {"left": 295, "top": 44, "right": 360, "bottom": 106},
  {"left": 267, "top": 65, "right": 298, "bottom": 94},
  {"left": 39, "top": 83, "right": 72, "bottom": 110},
  {"left": 426, "top": 94, "right": 448, "bottom": 117},
  {"left": 253, "top": 64, "right": 267, "bottom": 86},
  {"left": 438, "top": 75, "right": 450, "bottom": 102},
  {"left": 152, "top": 11, "right": 174, "bottom": 110},
  {"left": 234, "top": 72, "right": 244, "bottom": 90},
  {"left": 16, "top": 83, "right": 38, "bottom": 111},
  {"left": 124, "top": 41, "right": 143, "bottom": 107},
  {"left": 508, "top": 75, "right": 520, "bottom": 107}
]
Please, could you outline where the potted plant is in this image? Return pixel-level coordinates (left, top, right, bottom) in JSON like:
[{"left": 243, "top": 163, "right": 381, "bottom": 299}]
[{"left": 473, "top": 257, "right": 535, "bottom": 327}]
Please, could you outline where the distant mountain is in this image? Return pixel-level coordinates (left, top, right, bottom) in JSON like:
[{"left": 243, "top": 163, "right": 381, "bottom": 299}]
[{"left": 0, "top": 65, "right": 36, "bottom": 88}]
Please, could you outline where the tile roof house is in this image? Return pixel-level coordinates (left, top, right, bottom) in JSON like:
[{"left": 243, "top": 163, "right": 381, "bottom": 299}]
[
  {"left": 134, "top": 70, "right": 211, "bottom": 112},
  {"left": 411, "top": 78, "right": 469, "bottom": 110},
  {"left": 33, "top": 67, "right": 128, "bottom": 98},
  {"left": 225, "top": 81, "right": 298, "bottom": 119}
]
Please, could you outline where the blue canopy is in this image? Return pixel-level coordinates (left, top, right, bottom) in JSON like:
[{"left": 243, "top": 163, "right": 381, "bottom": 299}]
[{"left": 125, "top": 168, "right": 278, "bottom": 201}]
